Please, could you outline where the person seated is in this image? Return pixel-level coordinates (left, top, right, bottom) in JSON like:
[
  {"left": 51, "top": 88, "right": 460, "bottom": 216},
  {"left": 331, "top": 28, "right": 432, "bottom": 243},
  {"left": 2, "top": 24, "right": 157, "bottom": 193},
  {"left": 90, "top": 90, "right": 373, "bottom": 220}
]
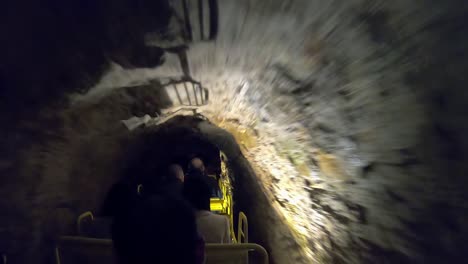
[
  {"left": 142, "top": 164, "right": 185, "bottom": 198},
  {"left": 188, "top": 157, "right": 222, "bottom": 198},
  {"left": 168, "top": 163, "right": 185, "bottom": 183},
  {"left": 183, "top": 177, "right": 232, "bottom": 243},
  {"left": 112, "top": 195, "right": 205, "bottom": 264},
  {"left": 161, "top": 163, "right": 185, "bottom": 197},
  {"left": 188, "top": 157, "right": 206, "bottom": 174}
]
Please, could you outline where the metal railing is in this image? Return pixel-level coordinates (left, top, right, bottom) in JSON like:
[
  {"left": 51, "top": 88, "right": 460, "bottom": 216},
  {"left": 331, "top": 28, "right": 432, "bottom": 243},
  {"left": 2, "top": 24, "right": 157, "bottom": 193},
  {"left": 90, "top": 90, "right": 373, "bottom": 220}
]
[
  {"left": 128, "top": 76, "right": 208, "bottom": 128},
  {"left": 178, "top": 0, "right": 218, "bottom": 42},
  {"left": 164, "top": 0, "right": 218, "bottom": 77},
  {"left": 55, "top": 236, "right": 269, "bottom": 264},
  {"left": 205, "top": 243, "right": 269, "bottom": 264},
  {"left": 55, "top": 236, "right": 115, "bottom": 264},
  {"left": 77, "top": 211, "right": 94, "bottom": 236},
  {"left": 155, "top": 0, "right": 217, "bottom": 110},
  {"left": 238, "top": 212, "right": 248, "bottom": 243},
  {"left": 137, "top": 184, "right": 143, "bottom": 195},
  {"left": 160, "top": 77, "right": 209, "bottom": 107},
  {"left": 76, "top": 212, "right": 113, "bottom": 239}
]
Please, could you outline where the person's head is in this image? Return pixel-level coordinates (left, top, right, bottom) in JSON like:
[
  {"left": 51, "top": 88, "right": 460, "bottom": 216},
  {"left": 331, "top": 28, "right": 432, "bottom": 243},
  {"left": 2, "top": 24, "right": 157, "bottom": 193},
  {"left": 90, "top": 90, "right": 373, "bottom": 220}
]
[
  {"left": 183, "top": 176, "right": 211, "bottom": 211},
  {"left": 168, "top": 164, "right": 184, "bottom": 183},
  {"left": 189, "top": 158, "right": 205, "bottom": 174},
  {"left": 112, "top": 196, "right": 199, "bottom": 264}
]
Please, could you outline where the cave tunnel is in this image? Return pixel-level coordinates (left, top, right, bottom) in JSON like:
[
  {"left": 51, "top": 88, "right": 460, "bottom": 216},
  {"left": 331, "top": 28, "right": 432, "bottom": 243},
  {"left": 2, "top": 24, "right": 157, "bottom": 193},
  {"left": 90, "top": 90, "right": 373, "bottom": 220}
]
[
  {"left": 1, "top": 0, "right": 468, "bottom": 263},
  {"left": 98, "top": 115, "right": 279, "bottom": 257}
]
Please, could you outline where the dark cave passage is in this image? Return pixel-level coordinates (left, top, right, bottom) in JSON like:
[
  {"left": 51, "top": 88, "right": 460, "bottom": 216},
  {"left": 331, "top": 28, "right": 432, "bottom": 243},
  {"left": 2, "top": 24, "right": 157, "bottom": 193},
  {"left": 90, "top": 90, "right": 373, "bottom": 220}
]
[{"left": 69, "top": 115, "right": 296, "bottom": 264}]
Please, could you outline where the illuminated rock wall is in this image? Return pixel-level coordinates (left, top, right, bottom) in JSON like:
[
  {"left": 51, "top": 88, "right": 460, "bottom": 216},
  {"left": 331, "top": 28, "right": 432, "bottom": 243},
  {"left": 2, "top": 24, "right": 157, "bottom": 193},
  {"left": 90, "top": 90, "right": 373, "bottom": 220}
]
[
  {"left": 76, "top": 1, "right": 468, "bottom": 263},
  {"left": 1, "top": 0, "right": 467, "bottom": 263}
]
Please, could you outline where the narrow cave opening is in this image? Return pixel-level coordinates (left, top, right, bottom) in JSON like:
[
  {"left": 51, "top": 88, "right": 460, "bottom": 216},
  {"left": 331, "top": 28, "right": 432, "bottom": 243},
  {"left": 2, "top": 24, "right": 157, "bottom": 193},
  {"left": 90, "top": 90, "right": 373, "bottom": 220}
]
[
  {"left": 73, "top": 114, "right": 294, "bottom": 263},
  {"left": 100, "top": 118, "right": 223, "bottom": 219}
]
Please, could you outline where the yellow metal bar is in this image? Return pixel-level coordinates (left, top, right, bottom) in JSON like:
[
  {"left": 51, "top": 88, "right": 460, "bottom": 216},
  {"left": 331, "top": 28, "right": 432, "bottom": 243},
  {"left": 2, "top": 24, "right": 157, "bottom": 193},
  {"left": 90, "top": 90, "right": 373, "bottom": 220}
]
[
  {"left": 228, "top": 195, "right": 236, "bottom": 243},
  {"left": 77, "top": 211, "right": 94, "bottom": 236}
]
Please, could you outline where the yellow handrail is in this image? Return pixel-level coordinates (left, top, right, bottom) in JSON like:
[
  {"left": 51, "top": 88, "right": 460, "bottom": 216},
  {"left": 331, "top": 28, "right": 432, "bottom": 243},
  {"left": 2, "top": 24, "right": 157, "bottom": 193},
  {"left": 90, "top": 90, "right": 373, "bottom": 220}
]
[
  {"left": 238, "top": 212, "right": 248, "bottom": 243},
  {"left": 76, "top": 211, "right": 94, "bottom": 236}
]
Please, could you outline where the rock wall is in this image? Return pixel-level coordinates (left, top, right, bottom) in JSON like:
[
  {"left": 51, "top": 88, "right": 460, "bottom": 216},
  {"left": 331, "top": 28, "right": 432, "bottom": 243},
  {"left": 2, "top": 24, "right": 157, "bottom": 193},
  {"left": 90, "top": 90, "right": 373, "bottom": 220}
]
[
  {"left": 1, "top": 0, "right": 468, "bottom": 263},
  {"left": 85, "top": 1, "right": 468, "bottom": 262},
  {"left": 0, "top": 83, "right": 173, "bottom": 263}
]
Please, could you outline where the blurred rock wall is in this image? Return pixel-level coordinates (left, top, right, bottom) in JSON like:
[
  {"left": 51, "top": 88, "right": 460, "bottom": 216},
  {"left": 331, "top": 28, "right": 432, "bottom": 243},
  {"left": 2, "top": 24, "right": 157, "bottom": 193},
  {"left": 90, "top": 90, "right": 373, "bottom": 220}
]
[{"left": 1, "top": 0, "right": 468, "bottom": 263}]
